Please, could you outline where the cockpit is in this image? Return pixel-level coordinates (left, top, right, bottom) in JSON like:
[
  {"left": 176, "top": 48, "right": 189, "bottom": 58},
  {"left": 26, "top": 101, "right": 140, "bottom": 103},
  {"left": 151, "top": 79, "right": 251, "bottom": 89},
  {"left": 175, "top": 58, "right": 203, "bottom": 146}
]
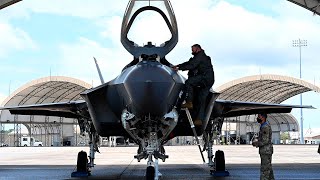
[
  {"left": 122, "top": 41, "right": 173, "bottom": 71},
  {"left": 121, "top": 0, "right": 178, "bottom": 59}
]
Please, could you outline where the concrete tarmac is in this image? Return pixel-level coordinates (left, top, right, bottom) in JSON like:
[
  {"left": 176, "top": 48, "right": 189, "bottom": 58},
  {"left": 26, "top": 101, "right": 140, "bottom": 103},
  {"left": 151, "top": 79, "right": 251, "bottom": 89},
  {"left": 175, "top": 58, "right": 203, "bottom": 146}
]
[{"left": 0, "top": 145, "right": 319, "bottom": 179}]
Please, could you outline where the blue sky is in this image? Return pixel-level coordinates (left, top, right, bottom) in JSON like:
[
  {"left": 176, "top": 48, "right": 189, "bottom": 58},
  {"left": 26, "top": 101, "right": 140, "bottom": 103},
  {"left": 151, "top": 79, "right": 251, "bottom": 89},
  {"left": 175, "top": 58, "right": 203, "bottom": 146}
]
[{"left": 1, "top": 0, "right": 320, "bottom": 134}]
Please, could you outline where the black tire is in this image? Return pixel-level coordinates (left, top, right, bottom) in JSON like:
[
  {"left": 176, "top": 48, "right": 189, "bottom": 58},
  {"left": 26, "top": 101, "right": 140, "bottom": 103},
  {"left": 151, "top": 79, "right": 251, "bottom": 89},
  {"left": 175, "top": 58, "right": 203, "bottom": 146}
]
[
  {"left": 24, "top": 144, "right": 27, "bottom": 147},
  {"left": 145, "top": 166, "right": 155, "bottom": 180},
  {"left": 215, "top": 150, "right": 225, "bottom": 171},
  {"left": 77, "top": 151, "right": 88, "bottom": 172}
]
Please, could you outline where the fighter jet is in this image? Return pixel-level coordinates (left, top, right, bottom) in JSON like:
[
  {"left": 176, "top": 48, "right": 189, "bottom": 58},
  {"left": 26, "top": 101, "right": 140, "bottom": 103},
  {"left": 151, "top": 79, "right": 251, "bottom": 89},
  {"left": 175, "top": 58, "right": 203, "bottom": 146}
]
[{"left": 0, "top": 0, "right": 313, "bottom": 179}]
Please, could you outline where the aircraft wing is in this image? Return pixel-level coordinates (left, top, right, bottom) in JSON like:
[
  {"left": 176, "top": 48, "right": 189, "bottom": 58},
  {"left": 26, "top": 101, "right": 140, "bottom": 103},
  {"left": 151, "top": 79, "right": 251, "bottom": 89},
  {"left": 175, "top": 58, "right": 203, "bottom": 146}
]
[
  {"left": 214, "top": 99, "right": 314, "bottom": 117},
  {"left": 0, "top": 100, "right": 88, "bottom": 119}
]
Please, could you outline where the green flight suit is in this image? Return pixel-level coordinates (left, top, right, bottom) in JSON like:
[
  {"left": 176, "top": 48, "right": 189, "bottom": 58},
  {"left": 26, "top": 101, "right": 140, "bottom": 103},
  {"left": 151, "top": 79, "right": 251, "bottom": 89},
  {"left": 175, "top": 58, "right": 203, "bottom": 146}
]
[{"left": 257, "top": 122, "right": 275, "bottom": 180}]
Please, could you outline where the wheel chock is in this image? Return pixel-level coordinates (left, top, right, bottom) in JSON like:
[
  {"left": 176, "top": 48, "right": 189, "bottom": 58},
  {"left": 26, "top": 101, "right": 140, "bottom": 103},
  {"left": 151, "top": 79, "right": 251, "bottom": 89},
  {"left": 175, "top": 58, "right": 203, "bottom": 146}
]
[
  {"left": 210, "top": 170, "right": 230, "bottom": 177},
  {"left": 71, "top": 171, "right": 90, "bottom": 177}
]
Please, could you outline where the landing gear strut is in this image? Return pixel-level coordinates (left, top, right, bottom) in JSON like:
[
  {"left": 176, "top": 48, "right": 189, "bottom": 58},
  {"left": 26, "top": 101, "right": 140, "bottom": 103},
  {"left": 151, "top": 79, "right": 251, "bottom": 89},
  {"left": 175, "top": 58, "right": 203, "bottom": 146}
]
[
  {"left": 71, "top": 120, "right": 99, "bottom": 177},
  {"left": 145, "top": 154, "right": 162, "bottom": 180},
  {"left": 205, "top": 118, "right": 229, "bottom": 177}
]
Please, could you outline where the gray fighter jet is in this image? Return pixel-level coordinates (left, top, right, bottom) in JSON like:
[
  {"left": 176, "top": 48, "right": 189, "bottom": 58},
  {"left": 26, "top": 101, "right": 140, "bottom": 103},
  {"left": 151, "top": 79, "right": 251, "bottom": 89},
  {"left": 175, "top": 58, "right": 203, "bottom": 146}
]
[{"left": 0, "top": 0, "right": 313, "bottom": 179}]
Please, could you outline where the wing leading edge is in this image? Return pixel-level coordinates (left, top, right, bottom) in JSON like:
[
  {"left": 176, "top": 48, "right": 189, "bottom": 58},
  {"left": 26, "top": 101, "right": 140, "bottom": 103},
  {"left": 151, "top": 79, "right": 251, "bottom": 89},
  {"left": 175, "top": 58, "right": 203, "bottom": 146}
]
[
  {"left": 0, "top": 100, "right": 88, "bottom": 119},
  {"left": 214, "top": 99, "right": 314, "bottom": 118}
]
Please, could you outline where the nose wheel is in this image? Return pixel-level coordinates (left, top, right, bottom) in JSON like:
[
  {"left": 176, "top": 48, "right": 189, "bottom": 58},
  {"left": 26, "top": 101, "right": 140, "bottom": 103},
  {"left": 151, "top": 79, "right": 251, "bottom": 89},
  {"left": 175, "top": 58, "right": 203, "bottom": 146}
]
[
  {"left": 146, "top": 166, "right": 155, "bottom": 180},
  {"left": 145, "top": 154, "right": 162, "bottom": 180}
]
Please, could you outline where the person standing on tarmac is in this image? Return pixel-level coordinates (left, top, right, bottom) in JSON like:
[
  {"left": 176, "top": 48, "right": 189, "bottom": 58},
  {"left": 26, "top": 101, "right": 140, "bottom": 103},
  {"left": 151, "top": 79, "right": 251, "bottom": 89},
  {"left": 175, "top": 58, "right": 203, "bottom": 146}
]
[
  {"left": 252, "top": 113, "right": 275, "bottom": 180},
  {"left": 173, "top": 44, "right": 214, "bottom": 126}
]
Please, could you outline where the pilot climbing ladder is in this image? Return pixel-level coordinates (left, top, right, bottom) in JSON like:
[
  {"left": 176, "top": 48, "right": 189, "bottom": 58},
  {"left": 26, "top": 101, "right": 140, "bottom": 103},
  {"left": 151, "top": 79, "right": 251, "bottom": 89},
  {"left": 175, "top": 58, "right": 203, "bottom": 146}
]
[{"left": 183, "top": 108, "right": 205, "bottom": 163}]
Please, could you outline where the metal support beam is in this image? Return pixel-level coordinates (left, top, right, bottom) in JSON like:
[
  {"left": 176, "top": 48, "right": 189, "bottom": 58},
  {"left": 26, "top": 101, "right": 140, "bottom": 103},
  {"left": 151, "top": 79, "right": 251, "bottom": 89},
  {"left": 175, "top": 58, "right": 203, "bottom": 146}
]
[
  {"left": 29, "top": 115, "right": 34, "bottom": 146},
  {"left": 60, "top": 117, "right": 63, "bottom": 146},
  {"left": 13, "top": 115, "right": 21, "bottom": 147},
  {"left": 0, "top": 122, "right": 3, "bottom": 144},
  {"left": 235, "top": 116, "right": 241, "bottom": 145},
  {"left": 74, "top": 119, "right": 78, "bottom": 146},
  {"left": 226, "top": 119, "right": 231, "bottom": 145},
  {"left": 44, "top": 116, "right": 50, "bottom": 146}
]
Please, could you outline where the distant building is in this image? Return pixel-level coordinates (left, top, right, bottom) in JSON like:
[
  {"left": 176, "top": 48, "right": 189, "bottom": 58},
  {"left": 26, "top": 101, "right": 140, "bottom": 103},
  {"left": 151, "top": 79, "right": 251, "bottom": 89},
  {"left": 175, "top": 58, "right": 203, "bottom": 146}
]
[{"left": 305, "top": 134, "right": 320, "bottom": 144}]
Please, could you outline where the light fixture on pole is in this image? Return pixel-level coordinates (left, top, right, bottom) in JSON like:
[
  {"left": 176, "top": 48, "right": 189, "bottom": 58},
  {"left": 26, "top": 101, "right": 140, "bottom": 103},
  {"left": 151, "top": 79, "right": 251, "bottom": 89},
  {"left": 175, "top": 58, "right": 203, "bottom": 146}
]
[{"left": 292, "top": 39, "right": 307, "bottom": 144}]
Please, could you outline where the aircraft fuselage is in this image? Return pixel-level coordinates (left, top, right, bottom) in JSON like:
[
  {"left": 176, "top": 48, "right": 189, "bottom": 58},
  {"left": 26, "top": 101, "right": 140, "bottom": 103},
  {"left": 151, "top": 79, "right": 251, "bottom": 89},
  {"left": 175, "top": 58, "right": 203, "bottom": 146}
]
[{"left": 82, "top": 60, "right": 184, "bottom": 141}]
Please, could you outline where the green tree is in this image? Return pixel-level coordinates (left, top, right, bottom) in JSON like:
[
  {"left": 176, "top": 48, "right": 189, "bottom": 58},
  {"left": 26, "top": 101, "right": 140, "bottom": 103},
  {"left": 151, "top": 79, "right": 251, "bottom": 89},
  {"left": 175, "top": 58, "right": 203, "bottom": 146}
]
[
  {"left": 281, "top": 132, "right": 290, "bottom": 143},
  {"left": 0, "top": 129, "right": 14, "bottom": 134}
]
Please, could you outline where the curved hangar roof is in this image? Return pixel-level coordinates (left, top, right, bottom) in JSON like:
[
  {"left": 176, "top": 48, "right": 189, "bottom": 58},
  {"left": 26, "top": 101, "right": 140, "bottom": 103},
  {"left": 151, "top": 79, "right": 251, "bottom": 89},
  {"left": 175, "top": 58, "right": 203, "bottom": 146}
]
[
  {"left": 288, "top": 0, "right": 320, "bottom": 16},
  {"left": 215, "top": 74, "right": 320, "bottom": 104},
  {"left": 0, "top": 76, "right": 91, "bottom": 123},
  {"left": 216, "top": 74, "right": 320, "bottom": 132}
]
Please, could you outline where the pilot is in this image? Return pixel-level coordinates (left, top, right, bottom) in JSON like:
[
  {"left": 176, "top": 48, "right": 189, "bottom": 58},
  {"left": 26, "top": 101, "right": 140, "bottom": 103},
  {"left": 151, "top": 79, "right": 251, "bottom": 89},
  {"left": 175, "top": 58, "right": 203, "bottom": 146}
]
[
  {"left": 175, "top": 57, "right": 198, "bottom": 112},
  {"left": 173, "top": 44, "right": 214, "bottom": 126},
  {"left": 252, "top": 113, "right": 275, "bottom": 180}
]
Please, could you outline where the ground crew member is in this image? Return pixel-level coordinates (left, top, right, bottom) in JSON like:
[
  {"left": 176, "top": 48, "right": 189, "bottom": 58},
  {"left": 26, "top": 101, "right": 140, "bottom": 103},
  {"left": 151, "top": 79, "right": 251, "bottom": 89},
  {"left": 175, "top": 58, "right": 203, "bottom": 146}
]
[
  {"left": 173, "top": 44, "right": 214, "bottom": 126},
  {"left": 252, "top": 113, "right": 275, "bottom": 180}
]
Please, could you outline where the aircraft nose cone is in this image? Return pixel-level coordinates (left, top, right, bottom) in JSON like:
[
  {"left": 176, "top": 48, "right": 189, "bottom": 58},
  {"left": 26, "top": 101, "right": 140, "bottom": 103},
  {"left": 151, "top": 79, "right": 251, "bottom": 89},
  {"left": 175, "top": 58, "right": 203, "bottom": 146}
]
[{"left": 119, "top": 62, "right": 183, "bottom": 117}]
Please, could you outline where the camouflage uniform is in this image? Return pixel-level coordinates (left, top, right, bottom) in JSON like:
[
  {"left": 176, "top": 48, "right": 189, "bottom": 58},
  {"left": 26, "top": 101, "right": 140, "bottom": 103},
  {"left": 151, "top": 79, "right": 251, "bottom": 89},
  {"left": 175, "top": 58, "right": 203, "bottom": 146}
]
[{"left": 257, "top": 122, "right": 274, "bottom": 180}]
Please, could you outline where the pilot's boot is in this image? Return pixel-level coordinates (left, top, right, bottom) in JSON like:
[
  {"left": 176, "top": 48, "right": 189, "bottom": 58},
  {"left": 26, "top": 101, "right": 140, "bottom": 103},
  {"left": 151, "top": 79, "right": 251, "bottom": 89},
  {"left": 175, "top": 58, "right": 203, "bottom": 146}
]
[
  {"left": 181, "top": 101, "right": 193, "bottom": 109},
  {"left": 193, "top": 119, "right": 202, "bottom": 126}
]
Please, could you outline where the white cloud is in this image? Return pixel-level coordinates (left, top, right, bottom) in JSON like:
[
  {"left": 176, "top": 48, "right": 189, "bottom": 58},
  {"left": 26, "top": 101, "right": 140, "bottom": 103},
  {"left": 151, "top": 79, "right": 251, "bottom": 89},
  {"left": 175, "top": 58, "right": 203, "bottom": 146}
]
[
  {"left": 22, "top": 0, "right": 126, "bottom": 19},
  {"left": 99, "top": 16, "right": 123, "bottom": 46},
  {"left": 165, "top": 0, "right": 320, "bottom": 84},
  {"left": 0, "top": 1, "right": 30, "bottom": 20},
  {"left": 126, "top": 11, "right": 172, "bottom": 46},
  {"left": 0, "top": 22, "right": 36, "bottom": 58},
  {"left": 56, "top": 37, "right": 131, "bottom": 86},
  {"left": 48, "top": 0, "right": 320, "bottom": 88}
]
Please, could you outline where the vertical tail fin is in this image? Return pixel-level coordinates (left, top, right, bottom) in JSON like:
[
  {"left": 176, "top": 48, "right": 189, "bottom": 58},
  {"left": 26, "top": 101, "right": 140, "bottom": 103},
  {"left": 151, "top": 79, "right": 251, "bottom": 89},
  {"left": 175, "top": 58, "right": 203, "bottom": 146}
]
[{"left": 93, "top": 57, "right": 105, "bottom": 84}]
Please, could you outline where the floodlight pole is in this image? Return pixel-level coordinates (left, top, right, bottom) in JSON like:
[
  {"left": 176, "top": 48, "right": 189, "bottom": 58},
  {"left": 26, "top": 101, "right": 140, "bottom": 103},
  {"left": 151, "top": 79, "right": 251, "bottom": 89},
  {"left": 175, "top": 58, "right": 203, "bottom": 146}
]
[{"left": 292, "top": 39, "right": 307, "bottom": 144}]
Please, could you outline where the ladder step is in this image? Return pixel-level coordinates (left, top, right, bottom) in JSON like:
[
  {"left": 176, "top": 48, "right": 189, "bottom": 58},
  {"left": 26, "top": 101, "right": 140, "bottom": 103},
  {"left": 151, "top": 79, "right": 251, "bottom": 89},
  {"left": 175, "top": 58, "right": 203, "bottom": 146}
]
[{"left": 182, "top": 108, "right": 206, "bottom": 163}]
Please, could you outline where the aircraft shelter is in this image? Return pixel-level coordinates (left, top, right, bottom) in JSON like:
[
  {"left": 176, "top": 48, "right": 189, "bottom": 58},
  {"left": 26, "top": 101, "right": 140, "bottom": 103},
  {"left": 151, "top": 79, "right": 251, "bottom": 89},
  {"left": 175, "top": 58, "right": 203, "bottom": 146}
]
[
  {"left": 1, "top": 74, "right": 320, "bottom": 146},
  {"left": 0, "top": 76, "right": 92, "bottom": 146},
  {"left": 215, "top": 74, "right": 320, "bottom": 145}
]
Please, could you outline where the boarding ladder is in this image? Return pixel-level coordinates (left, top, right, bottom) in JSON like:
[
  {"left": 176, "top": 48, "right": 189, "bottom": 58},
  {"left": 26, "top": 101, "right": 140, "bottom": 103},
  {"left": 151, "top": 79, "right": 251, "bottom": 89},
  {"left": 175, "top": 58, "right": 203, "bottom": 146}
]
[{"left": 183, "top": 108, "right": 205, "bottom": 163}]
